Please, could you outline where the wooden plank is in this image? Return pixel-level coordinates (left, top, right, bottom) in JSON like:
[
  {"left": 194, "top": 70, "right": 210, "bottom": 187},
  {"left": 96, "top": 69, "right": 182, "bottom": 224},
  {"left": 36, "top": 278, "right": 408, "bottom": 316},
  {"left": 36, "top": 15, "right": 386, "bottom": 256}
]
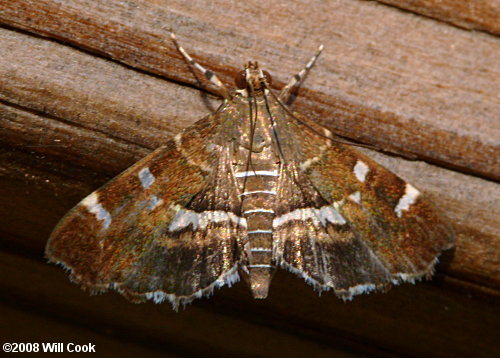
[
  {"left": 1, "top": 250, "right": 498, "bottom": 358},
  {"left": 0, "top": 0, "right": 498, "bottom": 180},
  {"left": 0, "top": 304, "right": 180, "bottom": 357},
  {"left": 376, "top": 0, "right": 500, "bottom": 35}
]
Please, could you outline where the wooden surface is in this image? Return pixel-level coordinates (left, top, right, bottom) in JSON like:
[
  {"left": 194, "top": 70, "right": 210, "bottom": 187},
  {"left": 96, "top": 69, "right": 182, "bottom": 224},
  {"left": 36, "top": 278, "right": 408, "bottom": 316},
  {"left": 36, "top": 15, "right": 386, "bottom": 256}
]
[
  {"left": 0, "top": 0, "right": 499, "bottom": 357},
  {"left": 377, "top": 0, "right": 500, "bottom": 35}
]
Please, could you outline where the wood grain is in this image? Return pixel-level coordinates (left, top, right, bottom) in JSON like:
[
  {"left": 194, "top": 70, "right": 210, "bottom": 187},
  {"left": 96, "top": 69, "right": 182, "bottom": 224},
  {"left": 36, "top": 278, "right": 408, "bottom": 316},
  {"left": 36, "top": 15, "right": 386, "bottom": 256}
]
[
  {"left": 0, "top": 0, "right": 498, "bottom": 357},
  {"left": 377, "top": 0, "right": 500, "bottom": 35}
]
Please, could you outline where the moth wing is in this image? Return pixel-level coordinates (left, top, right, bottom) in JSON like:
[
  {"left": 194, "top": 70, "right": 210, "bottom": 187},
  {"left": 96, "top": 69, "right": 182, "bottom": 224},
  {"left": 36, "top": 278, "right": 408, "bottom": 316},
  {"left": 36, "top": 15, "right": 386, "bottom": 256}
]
[
  {"left": 46, "top": 112, "right": 246, "bottom": 308},
  {"left": 272, "top": 110, "right": 454, "bottom": 299}
]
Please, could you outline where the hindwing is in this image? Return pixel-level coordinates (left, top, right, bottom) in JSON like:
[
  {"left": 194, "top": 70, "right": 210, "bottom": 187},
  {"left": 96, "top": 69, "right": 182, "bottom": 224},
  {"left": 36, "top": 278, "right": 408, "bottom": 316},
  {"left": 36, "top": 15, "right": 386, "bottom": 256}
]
[{"left": 271, "top": 110, "right": 454, "bottom": 299}]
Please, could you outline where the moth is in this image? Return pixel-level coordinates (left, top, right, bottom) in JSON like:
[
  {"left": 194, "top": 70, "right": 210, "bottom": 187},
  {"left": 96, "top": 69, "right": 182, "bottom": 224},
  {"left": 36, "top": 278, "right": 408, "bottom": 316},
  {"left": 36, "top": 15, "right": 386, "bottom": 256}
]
[{"left": 46, "top": 33, "right": 454, "bottom": 309}]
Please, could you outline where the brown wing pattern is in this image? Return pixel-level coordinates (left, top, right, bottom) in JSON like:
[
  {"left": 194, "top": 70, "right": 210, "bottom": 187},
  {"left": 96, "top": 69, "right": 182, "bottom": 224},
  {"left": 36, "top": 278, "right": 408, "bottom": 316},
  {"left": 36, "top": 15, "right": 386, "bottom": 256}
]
[
  {"left": 46, "top": 111, "right": 246, "bottom": 308},
  {"left": 272, "top": 165, "right": 392, "bottom": 299},
  {"left": 272, "top": 110, "right": 454, "bottom": 299}
]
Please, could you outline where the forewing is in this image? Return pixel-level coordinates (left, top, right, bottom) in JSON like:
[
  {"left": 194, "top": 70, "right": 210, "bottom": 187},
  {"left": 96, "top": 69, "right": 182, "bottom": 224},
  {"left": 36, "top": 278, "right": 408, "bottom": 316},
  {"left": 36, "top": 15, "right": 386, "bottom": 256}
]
[
  {"left": 272, "top": 106, "right": 454, "bottom": 299},
  {"left": 46, "top": 111, "right": 246, "bottom": 307}
]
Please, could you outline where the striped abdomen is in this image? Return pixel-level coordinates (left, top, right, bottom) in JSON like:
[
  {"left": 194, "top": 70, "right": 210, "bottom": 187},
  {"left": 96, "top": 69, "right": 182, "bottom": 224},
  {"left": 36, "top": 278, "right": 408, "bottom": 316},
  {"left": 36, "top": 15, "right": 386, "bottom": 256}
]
[{"left": 236, "top": 154, "right": 278, "bottom": 298}]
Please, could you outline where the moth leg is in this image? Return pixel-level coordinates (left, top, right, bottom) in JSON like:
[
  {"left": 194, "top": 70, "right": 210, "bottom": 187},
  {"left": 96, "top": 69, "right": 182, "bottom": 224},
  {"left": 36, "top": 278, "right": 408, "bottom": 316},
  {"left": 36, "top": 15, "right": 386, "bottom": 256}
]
[
  {"left": 170, "top": 32, "right": 231, "bottom": 100},
  {"left": 279, "top": 44, "right": 324, "bottom": 102}
]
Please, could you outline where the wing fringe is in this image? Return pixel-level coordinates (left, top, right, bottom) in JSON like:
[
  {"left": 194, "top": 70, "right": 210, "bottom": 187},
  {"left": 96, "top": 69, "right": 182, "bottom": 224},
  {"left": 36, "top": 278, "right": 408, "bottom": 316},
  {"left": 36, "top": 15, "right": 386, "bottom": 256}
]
[{"left": 279, "top": 255, "right": 443, "bottom": 301}]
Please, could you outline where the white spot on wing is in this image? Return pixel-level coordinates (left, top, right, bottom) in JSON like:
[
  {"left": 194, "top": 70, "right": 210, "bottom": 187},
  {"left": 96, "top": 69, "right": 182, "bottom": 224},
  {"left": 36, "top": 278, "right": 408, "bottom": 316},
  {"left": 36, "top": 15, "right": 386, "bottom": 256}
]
[
  {"left": 81, "top": 191, "right": 98, "bottom": 207},
  {"left": 273, "top": 204, "right": 346, "bottom": 228},
  {"left": 169, "top": 205, "right": 247, "bottom": 232},
  {"left": 81, "top": 192, "right": 112, "bottom": 229},
  {"left": 299, "top": 156, "right": 319, "bottom": 171},
  {"left": 138, "top": 167, "right": 155, "bottom": 189},
  {"left": 174, "top": 133, "right": 182, "bottom": 146},
  {"left": 394, "top": 183, "right": 420, "bottom": 218},
  {"left": 353, "top": 160, "right": 369, "bottom": 183},
  {"left": 348, "top": 191, "right": 361, "bottom": 204},
  {"left": 318, "top": 206, "right": 346, "bottom": 226},
  {"left": 148, "top": 195, "right": 163, "bottom": 210}
]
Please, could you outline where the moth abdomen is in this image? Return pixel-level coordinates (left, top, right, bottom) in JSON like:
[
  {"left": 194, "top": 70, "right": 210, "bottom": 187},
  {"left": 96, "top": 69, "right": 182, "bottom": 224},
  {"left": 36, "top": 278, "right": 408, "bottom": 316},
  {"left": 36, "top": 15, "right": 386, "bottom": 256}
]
[{"left": 235, "top": 140, "right": 280, "bottom": 298}]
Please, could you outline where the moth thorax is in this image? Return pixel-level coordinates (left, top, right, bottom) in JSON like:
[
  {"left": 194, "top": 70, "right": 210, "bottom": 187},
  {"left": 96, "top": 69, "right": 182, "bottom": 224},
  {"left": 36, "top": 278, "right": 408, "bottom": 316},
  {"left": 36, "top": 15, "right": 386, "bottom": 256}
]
[{"left": 239, "top": 125, "right": 274, "bottom": 153}]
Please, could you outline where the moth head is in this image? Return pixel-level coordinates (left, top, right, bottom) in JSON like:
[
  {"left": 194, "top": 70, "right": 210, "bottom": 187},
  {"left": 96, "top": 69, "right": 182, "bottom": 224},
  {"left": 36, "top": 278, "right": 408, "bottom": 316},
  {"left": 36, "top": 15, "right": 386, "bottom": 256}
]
[{"left": 235, "top": 61, "right": 272, "bottom": 96}]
